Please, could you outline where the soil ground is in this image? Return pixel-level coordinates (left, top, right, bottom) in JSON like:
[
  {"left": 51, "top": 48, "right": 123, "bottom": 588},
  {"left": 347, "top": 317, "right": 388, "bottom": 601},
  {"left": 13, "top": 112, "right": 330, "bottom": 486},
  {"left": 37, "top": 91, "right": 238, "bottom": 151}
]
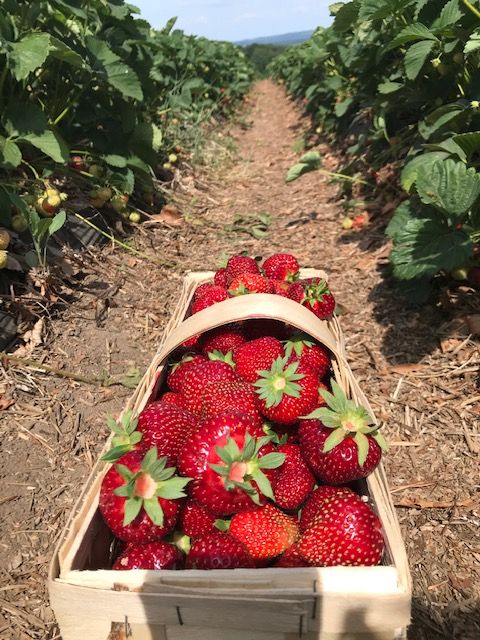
[{"left": 0, "top": 80, "right": 478, "bottom": 640}]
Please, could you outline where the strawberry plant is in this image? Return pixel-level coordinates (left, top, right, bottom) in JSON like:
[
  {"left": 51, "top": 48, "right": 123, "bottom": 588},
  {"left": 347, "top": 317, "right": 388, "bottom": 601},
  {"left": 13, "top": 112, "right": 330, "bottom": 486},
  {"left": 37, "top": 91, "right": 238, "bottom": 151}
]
[{"left": 269, "top": 0, "right": 480, "bottom": 299}]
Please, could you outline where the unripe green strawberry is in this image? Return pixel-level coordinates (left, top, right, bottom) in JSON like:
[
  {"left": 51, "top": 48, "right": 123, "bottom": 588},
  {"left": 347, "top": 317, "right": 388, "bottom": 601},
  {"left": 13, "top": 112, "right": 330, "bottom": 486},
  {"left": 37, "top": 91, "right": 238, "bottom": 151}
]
[
  {"left": 129, "top": 212, "right": 141, "bottom": 223},
  {"left": 168, "top": 153, "right": 178, "bottom": 164},
  {"left": 11, "top": 215, "right": 28, "bottom": 233}
]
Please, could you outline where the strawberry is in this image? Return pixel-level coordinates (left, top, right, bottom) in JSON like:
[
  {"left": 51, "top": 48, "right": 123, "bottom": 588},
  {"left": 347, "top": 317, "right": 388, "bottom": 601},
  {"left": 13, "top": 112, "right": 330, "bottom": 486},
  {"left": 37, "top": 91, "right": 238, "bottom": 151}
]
[
  {"left": 229, "top": 273, "right": 273, "bottom": 295},
  {"left": 233, "top": 336, "right": 284, "bottom": 383},
  {"left": 137, "top": 403, "right": 200, "bottom": 466},
  {"left": 191, "top": 286, "right": 229, "bottom": 314},
  {"left": 284, "top": 333, "right": 331, "bottom": 378},
  {"left": 199, "top": 378, "right": 263, "bottom": 426},
  {"left": 225, "top": 255, "right": 260, "bottom": 285},
  {"left": 288, "top": 278, "right": 336, "bottom": 320},
  {"left": 99, "top": 447, "right": 190, "bottom": 543},
  {"left": 272, "top": 443, "right": 314, "bottom": 511},
  {"left": 113, "top": 541, "right": 184, "bottom": 570},
  {"left": 269, "top": 279, "right": 291, "bottom": 297},
  {"left": 178, "top": 412, "right": 285, "bottom": 515},
  {"left": 299, "top": 486, "right": 358, "bottom": 532},
  {"left": 158, "top": 391, "right": 187, "bottom": 409},
  {"left": 229, "top": 504, "right": 299, "bottom": 561},
  {"left": 298, "top": 380, "right": 387, "bottom": 484},
  {"left": 180, "top": 360, "right": 238, "bottom": 414},
  {"left": 274, "top": 543, "right": 310, "bottom": 567},
  {"left": 179, "top": 501, "right": 217, "bottom": 539},
  {"left": 214, "top": 268, "right": 228, "bottom": 288},
  {"left": 263, "top": 253, "right": 299, "bottom": 282},
  {"left": 298, "top": 493, "right": 384, "bottom": 566},
  {"left": 185, "top": 532, "right": 255, "bottom": 569},
  {"left": 193, "top": 282, "right": 218, "bottom": 302},
  {"left": 254, "top": 357, "right": 319, "bottom": 424},
  {"left": 167, "top": 355, "right": 207, "bottom": 393},
  {"left": 199, "top": 323, "right": 246, "bottom": 354}
]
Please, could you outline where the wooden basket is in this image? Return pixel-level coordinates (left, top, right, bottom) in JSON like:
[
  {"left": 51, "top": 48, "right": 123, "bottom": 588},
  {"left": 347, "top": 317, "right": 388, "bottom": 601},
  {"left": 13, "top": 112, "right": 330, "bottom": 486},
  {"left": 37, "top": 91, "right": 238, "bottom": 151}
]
[{"left": 48, "top": 270, "right": 412, "bottom": 640}]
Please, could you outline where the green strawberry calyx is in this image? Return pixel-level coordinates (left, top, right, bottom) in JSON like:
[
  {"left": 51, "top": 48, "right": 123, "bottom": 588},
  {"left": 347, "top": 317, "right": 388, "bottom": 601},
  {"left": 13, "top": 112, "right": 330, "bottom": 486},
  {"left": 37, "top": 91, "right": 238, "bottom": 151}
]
[
  {"left": 101, "top": 410, "right": 142, "bottom": 462},
  {"left": 283, "top": 333, "right": 315, "bottom": 359},
  {"left": 302, "top": 279, "right": 331, "bottom": 304},
  {"left": 114, "top": 447, "right": 191, "bottom": 526},
  {"left": 302, "top": 380, "right": 388, "bottom": 466},
  {"left": 254, "top": 356, "right": 305, "bottom": 407},
  {"left": 210, "top": 432, "right": 285, "bottom": 505},
  {"left": 207, "top": 350, "right": 235, "bottom": 367}
]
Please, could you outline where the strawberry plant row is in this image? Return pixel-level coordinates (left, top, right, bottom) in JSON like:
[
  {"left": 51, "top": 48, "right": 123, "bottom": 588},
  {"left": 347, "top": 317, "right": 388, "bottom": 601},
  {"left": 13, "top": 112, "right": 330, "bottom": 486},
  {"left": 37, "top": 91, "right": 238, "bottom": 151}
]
[
  {"left": 0, "top": 1, "right": 253, "bottom": 272},
  {"left": 49, "top": 258, "right": 411, "bottom": 640},
  {"left": 269, "top": 0, "right": 480, "bottom": 301}
]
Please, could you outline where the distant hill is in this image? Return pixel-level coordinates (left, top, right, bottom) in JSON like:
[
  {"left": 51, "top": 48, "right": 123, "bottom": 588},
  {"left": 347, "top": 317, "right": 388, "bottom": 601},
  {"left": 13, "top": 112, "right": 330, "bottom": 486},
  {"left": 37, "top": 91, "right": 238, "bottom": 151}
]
[{"left": 236, "top": 30, "right": 313, "bottom": 47}]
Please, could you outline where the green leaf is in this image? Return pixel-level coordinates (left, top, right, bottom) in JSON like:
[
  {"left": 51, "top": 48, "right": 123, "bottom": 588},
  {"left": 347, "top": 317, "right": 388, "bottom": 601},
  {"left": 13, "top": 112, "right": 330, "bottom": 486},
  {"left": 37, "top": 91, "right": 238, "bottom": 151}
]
[
  {"left": 386, "top": 201, "right": 415, "bottom": 240},
  {"left": 299, "top": 151, "right": 322, "bottom": 165},
  {"left": 322, "top": 428, "right": 346, "bottom": 453},
  {"left": 123, "top": 497, "right": 142, "bottom": 525},
  {"left": 86, "top": 37, "right": 143, "bottom": 101},
  {"left": 359, "top": 0, "right": 395, "bottom": 21},
  {"left": 286, "top": 151, "right": 321, "bottom": 183},
  {"left": 372, "top": 431, "right": 388, "bottom": 451},
  {"left": 432, "top": 0, "right": 463, "bottom": 30},
  {"left": 389, "top": 205, "right": 473, "bottom": 279},
  {"left": 257, "top": 452, "right": 286, "bottom": 469},
  {"left": 4, "top": 103, "right": 48, "bottom": 136},
  {"left": 404, "top": 40, "right": 435, "bottom": 80},
  {"left": 453, "top": 132, "right": 480, "bottom": 160},
  {"left": 0, "top": 137, "right": 22, "bottom": 169},
  {"left": 332, "top": 1, "right": 360, "bottom": 32},
  {"left": 101, "top": 444, "right": 132, "bottom": 462},
  {"left": 464, "top": 31, "right": 480, "bottom": 55},
  {"left": 354, "top": 432, "right": 369, "bottom": 466},
  {"left": 251, "top": 469, "right": 274, "bottom": 501},
  {"left": 400, "top": 153, "right": 448, "bottom": 192},
  {"left": 49, "top": 36, "right": 86, "bottom": 68},
  {"left": 143, "top": 497, "right": 164, "bottom": 526},
  {"left": 387, "top": 23, "right": 438, "bottom": 50},
  {"left": 377, "top": 81, "right": 403, "bottom": 94},
  {"left": 103, "top": 154, "right": 128, "bottom": 168},
  {"left": 8, "top": 33, "right": 51, "bottom": 81},
  {"left": 20, "top": 130, "right": 69, "bottom": 163},
  {"left": 416, "top": 159, "right": 480, "bottom": 216},
  {"left": 418, "top": 103, "right": 465, "bottom": 140},
  {"left": 48, "top": 210, "right": 67, "bottom": 236},
  {"left": 156, "top": 477, "right": 190, "bottom": 499}
]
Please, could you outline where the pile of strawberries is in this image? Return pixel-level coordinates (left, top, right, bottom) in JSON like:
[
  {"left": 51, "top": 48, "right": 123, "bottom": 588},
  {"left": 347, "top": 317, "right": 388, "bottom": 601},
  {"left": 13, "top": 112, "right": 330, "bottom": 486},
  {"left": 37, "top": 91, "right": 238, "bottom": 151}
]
[{"left": 98, "top": 254, "right": 387, "bottom": 572}]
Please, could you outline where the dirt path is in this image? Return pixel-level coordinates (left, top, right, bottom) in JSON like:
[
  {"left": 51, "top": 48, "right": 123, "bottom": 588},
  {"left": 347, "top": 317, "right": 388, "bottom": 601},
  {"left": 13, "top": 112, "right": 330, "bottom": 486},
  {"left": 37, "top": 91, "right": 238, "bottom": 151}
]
[{"left": 0, "top": 80, "right": 478, "bottom": 640}]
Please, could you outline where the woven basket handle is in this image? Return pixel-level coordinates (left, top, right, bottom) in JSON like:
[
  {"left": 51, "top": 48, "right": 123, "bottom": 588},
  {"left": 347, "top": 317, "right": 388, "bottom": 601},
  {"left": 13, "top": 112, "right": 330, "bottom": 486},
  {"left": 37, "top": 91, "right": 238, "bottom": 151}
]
[{"left": 154, "top": 294, "right": 343, "bottom": 363}]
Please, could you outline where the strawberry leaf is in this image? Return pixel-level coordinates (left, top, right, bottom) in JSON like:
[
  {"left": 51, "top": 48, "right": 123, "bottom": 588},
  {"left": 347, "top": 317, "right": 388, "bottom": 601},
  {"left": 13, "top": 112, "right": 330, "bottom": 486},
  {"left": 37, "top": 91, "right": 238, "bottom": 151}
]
[
  {"left": 115, "top": 464, "right": 135, "bottom": 482},
  {"left": 123, "top": 497, "right": 142, "bottom": 526},
  {"left": 354, "top": 432, "right": 370, "bottom": 466},
  {"left": 143, "top": 497, "right": 164, "bottom": 526},
  {"left": 257, "top": 452, "right": 286, "bottom": 469},
  {"left": 214, "top": 519, "right": 230, "bottom": 532},
  {"left": 322, "top": 428, "right": 346, "bottom": 453},
  {"left": 242, "top": 432, "right": 257, "bottom": 459},
  {"left": 372, "top": 430, "right": 388, "bottom": 451},
  {"left": 251, "top": 469, "right": 274, "bottom": 500},
  {"left": 101, "top": 444, "right": 133, "bottom": 462},
  {"left": 141, "top": 447, "right": 158, "bottom": 470},
  {"left": 155, "top": 476, "right": 191, "bottom": 499}
]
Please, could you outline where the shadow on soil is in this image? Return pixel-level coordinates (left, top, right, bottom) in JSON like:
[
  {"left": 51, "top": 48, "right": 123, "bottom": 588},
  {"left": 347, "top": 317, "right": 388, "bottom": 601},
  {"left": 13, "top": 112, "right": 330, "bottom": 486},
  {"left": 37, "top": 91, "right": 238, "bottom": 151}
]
[{"left": 409, "top": 598, "right": 480, "bottom": 640}]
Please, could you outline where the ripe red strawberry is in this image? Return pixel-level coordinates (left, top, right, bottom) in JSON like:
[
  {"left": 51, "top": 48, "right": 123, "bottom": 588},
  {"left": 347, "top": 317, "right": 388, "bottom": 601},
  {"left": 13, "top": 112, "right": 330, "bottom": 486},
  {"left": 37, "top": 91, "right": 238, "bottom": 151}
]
[
  {"left": 199, "top": 323, "right": 246, "bottom": 354},
  {"left": 214, "top": 268, "right": 228, "bottom": 288},
  {"left": 167, "top": 355, "right": 207, "bottom": 393},
  {"left": 272, "top": 443, "right": 315, "bottom": 511},
  {"left": 229, "top": 504, "right": 299, "bottom": 561},
  {"left": 185, "top": 532, "right": 255, "bottom": 569},
  {"left": 200, "top": 378, "right": 263, "bottom": 426},
  {"left": 113, "top": 541, "right": 184, "bottom": 570},
  {"left": 191, "top": 286, "right": 229, "bottom": 314},
  {"left": 179, "top": 501, "right": 217, "bottom": 539},
  {"left": 178, "top": 412, "right": 285, "bottom": 515},
  {"left": 180, "top": 360, "right": 238, "bottom": 414},
  {"left": 158, "top": 391, "right": 187, "bottom": 409},
  {"left": 225, "top": 255, "right": 260, "bottom": 285},
  {"left": 233, "top": 336, "right": 284, "bottom": 383},
  {"left": 263, "top": 253, "right": 299, "bottom": 282},
  {"left": 284, "top": 333, "right": 331, "bottom": 378},
  {"left": 229, "top": 273, "right": 272, "bottom": 295},
  {"left": 274, "top": 543, "right": 310, "bottom": 568},
  {"left": 99, "top": 448, "right": 190, "bottom": 543},
  {"left": 288, "top": 278, "right": 336, "bottom": 320},
  {"left": 269, "top": 279, "right": 291, "bottom": 297},
  {"left": 298, "top": 493, "right": 384, "bottom": 566},
  {"left": 299, "top": 486, "right": 358, "bottom": 532},
  {"left": 137, "top": 403, "right": 200, "bottom": 465},
  {"left": 254, "top": 357, "right": 319, "bottom": 424},
  {"left": 298, "top": 380, "right": 386, "bottom": 484},
  {"left": 193, "top": 282, "right": 218, "bottom": 302}
]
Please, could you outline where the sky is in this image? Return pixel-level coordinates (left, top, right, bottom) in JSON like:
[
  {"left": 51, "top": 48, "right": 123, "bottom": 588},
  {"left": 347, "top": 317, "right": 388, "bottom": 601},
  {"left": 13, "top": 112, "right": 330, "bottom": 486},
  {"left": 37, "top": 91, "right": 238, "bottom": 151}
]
[{"left": 132, "top": 0, "right": 334, "bottom": 42}]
